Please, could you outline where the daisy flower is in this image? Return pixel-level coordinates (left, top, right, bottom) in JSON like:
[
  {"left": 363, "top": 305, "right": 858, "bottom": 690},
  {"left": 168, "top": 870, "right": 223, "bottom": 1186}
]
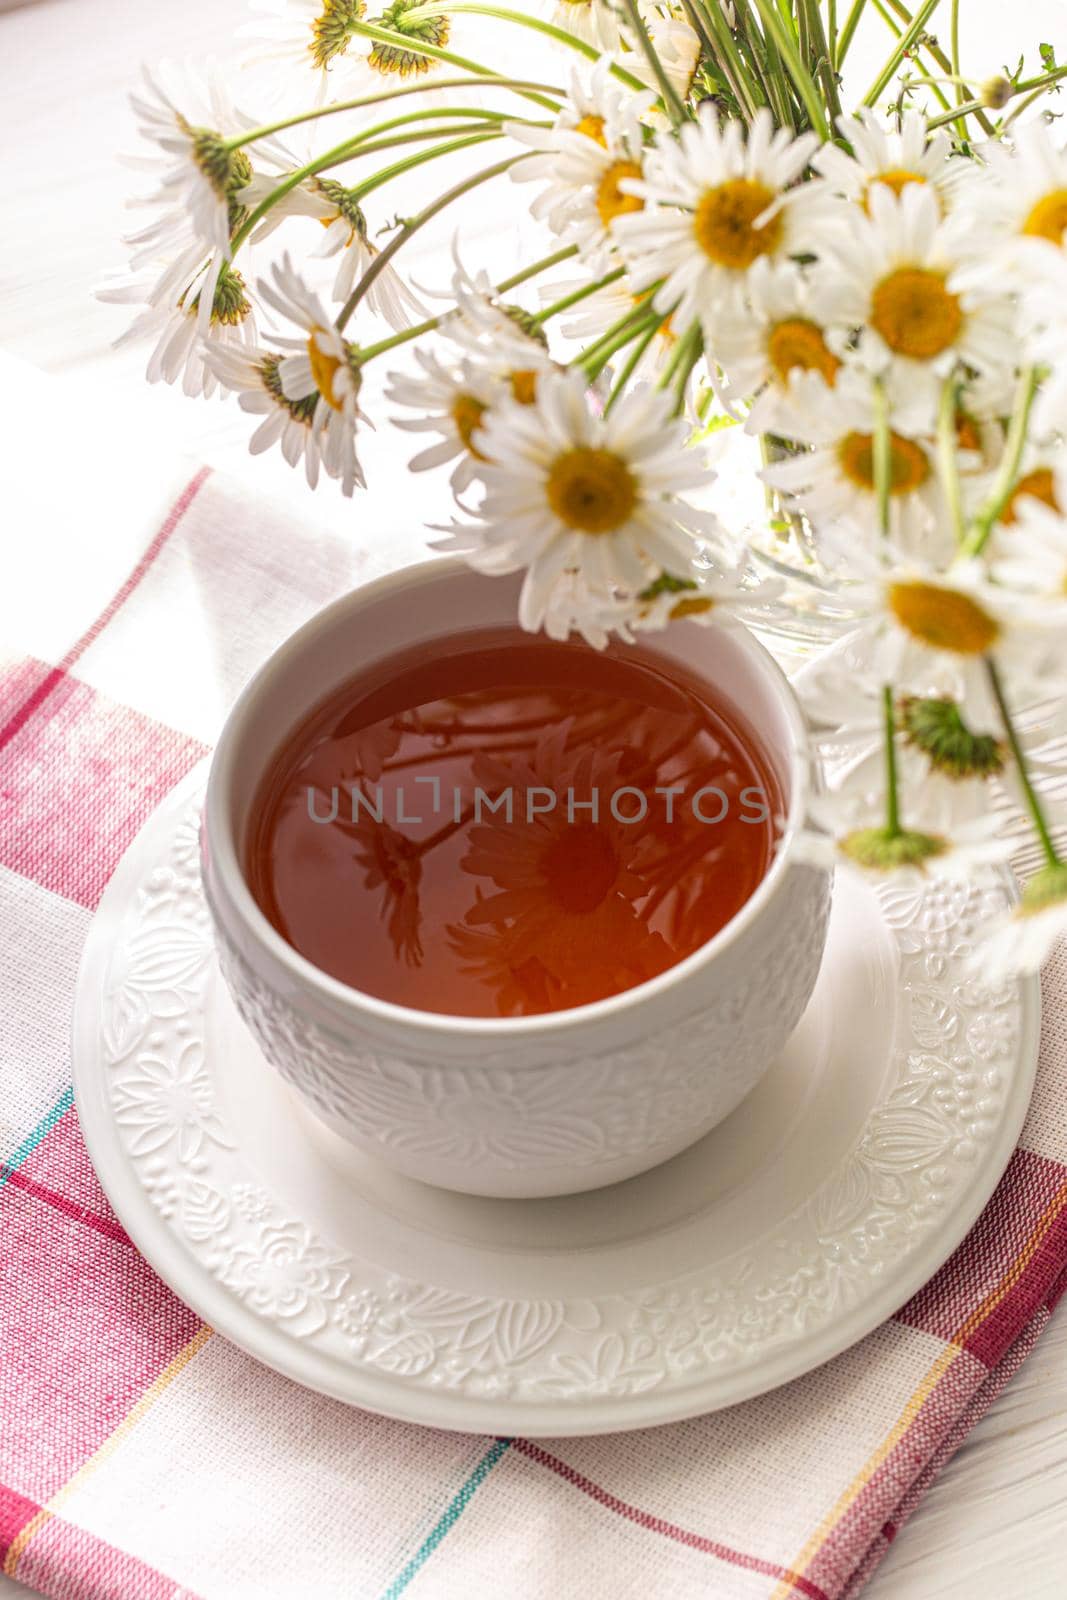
[
  {"left": 243, "top": 0, "right": 456, "bottom": 109},
  {"left": 245, "top": 175, "right": 424, "bottom": 324},
  {"left": 626, "top": 6, "right": 701, "bottom": 106},
  {"left": 614, "top": 107, "right": 820, "bottom": 339},
  {"left": 507, "top": 58, "right": 654, "bottom": 264},
  {"left": 711, "top": 258, "right": 841, "bottom": 431},
  {"left": 811, "top": 184, "right": 1016, "bottom": 427},
  {"left": 978, "top": 118, "right": 1067, "bottom": 262},
  {"left": 545, "top": 0, "right": 621, "bottom": 53},
  {"left": 431, "top": 370, "right": 725, "bottom": 637},
  {"left": 101, "top": 258, "right": 257, "bottom": 397},
  {"left": 241, "top": 0, "right": 375, "bottom": 100},
  {"left": 258, "top": 254, "right": 368, "bottom": 493},
  {"left": 995, "top": 450, "right": 1065, "bottom": 528},
  {"left": 243, "top": 0, "right": 367, "bottom": 91},
  {"left": 552, "top": 276, "right": 678, "bottom": 378},
  {"left": 539, "top": 570, "right": 639, "bottom": 647},
  {"left": 386, "top": 288, "right": 556, "bottom": 491},
  {"left": 201, "top": 340, "right": 334, "bottom": 487},
  {"left": 990, "top": 497, "right": 1067, "bottom": 609},
  {"left": 440, "top": 253, "right": 555, "bottom": 369},
  {"left": 630, "top": 561, "right": 787, "bottom": 634},
  {"left": 802, "top": 536, "right": 1059, "bottom": 721},
  {"left": 126, "top": 63, "right": 289, "bottom": 265},
  {"left": 796, "top": 788, "right": 1014, "bottom": 881},
  {"left": 761, "top": 370, "right": 945, "bottom": 553},
  {"left": 978, "top": 862, "right": 1067, "bottom": 978},
  {"left": 386, "top": 349, "right": 511, "bottom": 492},
  {"left": 812, "top": 108, "right": 962, "bottom": 215}
]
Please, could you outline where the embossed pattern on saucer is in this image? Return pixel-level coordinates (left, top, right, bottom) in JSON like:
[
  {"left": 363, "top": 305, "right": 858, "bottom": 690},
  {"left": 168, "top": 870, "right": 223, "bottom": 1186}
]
[{"left": 73, "top": 766, "right": 1040, "bottom": 1435}]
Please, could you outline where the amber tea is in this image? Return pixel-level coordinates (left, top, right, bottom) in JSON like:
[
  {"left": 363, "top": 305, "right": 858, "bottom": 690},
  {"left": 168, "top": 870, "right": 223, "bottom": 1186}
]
[{"left": 245, "top": 628, "right": 782, "bottom": 1018}]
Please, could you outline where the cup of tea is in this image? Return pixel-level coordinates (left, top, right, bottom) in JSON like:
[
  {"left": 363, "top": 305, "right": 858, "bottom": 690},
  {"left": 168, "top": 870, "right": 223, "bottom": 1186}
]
[{"left": 200, "top": 558, "right": 830, "bottom": 1198}]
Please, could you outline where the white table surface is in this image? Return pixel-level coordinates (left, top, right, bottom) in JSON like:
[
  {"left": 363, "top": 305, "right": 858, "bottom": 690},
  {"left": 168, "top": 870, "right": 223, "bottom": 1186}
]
[{"left": 2, "top": 0, "right": 1066, "bottom": 1594}]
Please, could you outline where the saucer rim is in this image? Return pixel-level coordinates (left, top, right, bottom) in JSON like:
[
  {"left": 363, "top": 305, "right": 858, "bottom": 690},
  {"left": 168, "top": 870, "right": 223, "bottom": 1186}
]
[{"left": 72, "top": 764, "right": 1042, "bottom": 1435}]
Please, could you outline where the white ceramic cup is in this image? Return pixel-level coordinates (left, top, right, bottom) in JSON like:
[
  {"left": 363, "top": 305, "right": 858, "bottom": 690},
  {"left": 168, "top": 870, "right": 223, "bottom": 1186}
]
[{"left": 201, "top": 558, "right": 830, "bottom": 1198}]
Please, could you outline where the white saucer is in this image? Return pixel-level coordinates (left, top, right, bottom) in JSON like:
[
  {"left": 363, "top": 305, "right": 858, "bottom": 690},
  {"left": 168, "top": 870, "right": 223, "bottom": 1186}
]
[{"left": 73, "top": 764, "right": 1040, "bottom": 1435}]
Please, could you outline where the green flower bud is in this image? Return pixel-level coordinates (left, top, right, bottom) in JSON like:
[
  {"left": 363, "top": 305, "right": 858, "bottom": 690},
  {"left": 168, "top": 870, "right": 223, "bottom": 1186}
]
[
  {"left": 899, "top": 696, "right": 1005, "bottom": 780},
  {"left": 310, "top": 0, "right": 366, "bottom": 71},
  {"left": 840, "top": 827, "right": 947, "bottom": 872},
  {"left": 368, "top": 0, "right": 450, "bottom": 75}
]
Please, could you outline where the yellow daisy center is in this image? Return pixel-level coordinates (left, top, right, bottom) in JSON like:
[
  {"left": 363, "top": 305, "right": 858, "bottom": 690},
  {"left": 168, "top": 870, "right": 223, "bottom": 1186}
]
[
  {"left": 1022, "top": 189, "right": 1067, "bottom": 245},
  {"left": 451, "top": 392, "right": 487, "bottom": 456},
  {"left": 546, "top": 447, "right": 637, "bottom": 534},
  {"left": 866, "top": 168, "right": 928, "bottom": 207},
  {"left": 596, "top": 161, "right": 644, "bottom": 228},
  {"left": 888, "top": 581, "right": 1000, "bottom": 655},
  {"left": 574, "top": 114, "right": 606, "bottom": 147},
  {"left": 1001, "top": 466, "right": 1061, "bottom": 524},
  {"left": 509, "top": 369, "right": 539, "bottom": 405},
  {"left": 870, "top": 267, "right": 963, "bottom": 360},
  {"left": 838, "top": 431, "right": 930, "bottom": 495},
  {"left": 766, "top": 317, "right": 841, "bottom": 386},
  {"left": 306, "top": 329, "right": 344, "bottom": 410},
  {"left": 669, "top": 596, "right": 715, "bottom": 620},
  {"left": 693, "top": 179, "right": 782, "bottom": 269}
]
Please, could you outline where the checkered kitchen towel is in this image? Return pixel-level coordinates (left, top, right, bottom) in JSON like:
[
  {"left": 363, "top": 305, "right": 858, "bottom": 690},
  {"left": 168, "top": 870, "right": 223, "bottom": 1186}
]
[{"left": 3, "top": 368, "right": 1067, "bottom": 1600}]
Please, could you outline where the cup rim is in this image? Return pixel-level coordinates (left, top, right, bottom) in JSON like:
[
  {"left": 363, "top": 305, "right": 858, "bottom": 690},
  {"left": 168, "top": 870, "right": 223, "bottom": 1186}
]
[{"left": 204, "top": 557, "right": 812, "bottom": 1039}]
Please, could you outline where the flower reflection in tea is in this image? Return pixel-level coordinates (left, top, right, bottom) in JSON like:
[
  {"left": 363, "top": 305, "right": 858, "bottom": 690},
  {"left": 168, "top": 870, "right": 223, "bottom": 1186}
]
[{"left": 246, "top": 630, "right": 781, "bottom": 1017}]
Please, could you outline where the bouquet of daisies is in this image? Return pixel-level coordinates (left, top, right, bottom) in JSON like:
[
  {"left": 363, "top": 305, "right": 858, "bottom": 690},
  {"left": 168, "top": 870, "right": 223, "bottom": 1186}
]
[{"left": 104, "top": 0, "right": 1067, "bottom": 975}]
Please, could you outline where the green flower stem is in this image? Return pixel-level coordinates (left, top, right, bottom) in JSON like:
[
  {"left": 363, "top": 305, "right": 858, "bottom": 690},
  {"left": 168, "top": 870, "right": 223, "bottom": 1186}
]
[
  {"left": 223, "top": 76, "right": 564, "bottom": 149},
  {"left": 926, "top": 62, "right": 1067, "bottom": 130},
  {"left": 618, "top": 0, "right": 687, "bottom": 124},
  {"left": 868, "top": 0, "right": 954, "bottom": 116},
  {"left": 227, "top": 107, "right": 518, "bottom": 254},
  {"left": 346, "top": 129, "right": 503, "bottom": 203},
  {"left": 725, "top": 0, "right": 780, "bottom": 112},
  {"left": 727, "top": 0, "right": 799, "bottom": 126},
  {"left": 604, "top": 322, "right": 662, "bottom": 414},
  {"left": 879, "top": 0, "right": 993, "bottom": 130},
  {"left": 752, "top": 0, "right": 831, "bottom": 135},
  {"left": 665, "top": 322, "right": 704, "bottom": 417},
  {"left": 797, "top": 0, "right": 843, "bottom": 123},
  {"left": 355, "top": 243, "right": 577, "bottom": 364},
  {"left": 229, "top": 127, "right": 408, "bottom": 256},
  {"left": 389, "top": 6, "right": 648, "bottom": 91},
  {"left": 533, "top": 267, "right": 625, "bottom": 326},
  {"left": 949, "top": 0, "right": 967, "bottom": 140},
  {"left": 936, "top": 376, "right": 965, "bottom": 545},
  {"left": 1004, "top": 83, "right": 1061, "bottom": 128},
  {"left": 575, "top": 301, "right": 655, "bottom": 370},
  {"left": 347, "top": 20, "right": 560, "bottom": 110},
  {"left": 834, "top": 0, "right": 868, "bottom": 67},
  {"left": 496, "top": 243, "right": 579, "bottom": 292},
  {"left": 579, "top": 311, "right": 661, "bottom": 381},
  {"left": 985, "top": 655, "right": 1061, "bottom": 868},
  {"left": 336, "top": 152, "right": 526, "bottom": 329},
  {"left": 690, "top": 0, "right": 763, "bottom": 119},
  {"left": 884, "top": 682, "right": 901, "bottom": 837},
  {"left": 827, "top": 0, "right": 838, "bottom": 59},
  {"left": 872, "top": 376, "right": 891, "bottom": 538},
  {"left": 862, "top": 0, "right": 940, "bottom": 107},
  {"left": 684, "top": 0, "right": 756, "bottom": 118},
  {"left": 657, "top": 316, "right": 699, "bottom": 392},
  {"left": 963, "top": 367, "right": 1038, "bottom": 557}
]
